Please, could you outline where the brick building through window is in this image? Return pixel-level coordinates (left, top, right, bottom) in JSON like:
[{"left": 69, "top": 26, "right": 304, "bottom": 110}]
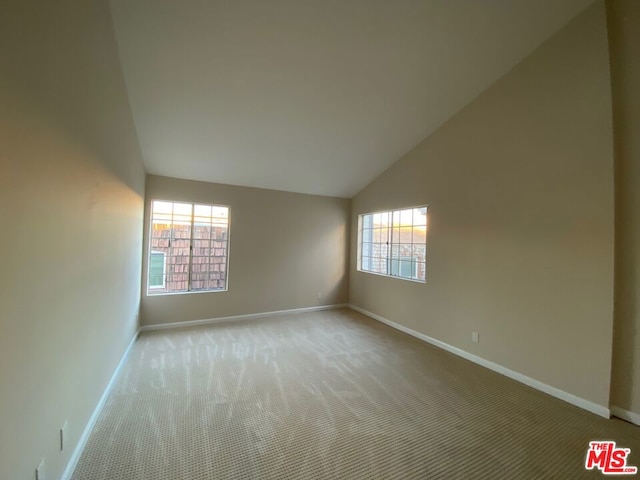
[{"left": 148, "top": 201, "right": 229, "bottom": 294}]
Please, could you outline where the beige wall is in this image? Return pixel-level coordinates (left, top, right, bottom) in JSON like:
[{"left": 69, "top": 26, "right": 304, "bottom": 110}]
[
  {"left": 350, "top": 2, "right": 614, "bottom": 409},
  {"left": 141, "top": 175, "right": 350, "bottom": 325},
  {"left": 608, "top": 0, "right": 640, "bottom": 418},
  {"left": 0, "top": 1, "right": 145, "bottom": 479}
]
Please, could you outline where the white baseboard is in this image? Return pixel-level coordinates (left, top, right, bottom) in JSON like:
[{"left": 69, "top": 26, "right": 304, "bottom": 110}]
[
  {"left": 348, "top": 304, "right": 610, "bottom": 419},
  {"left": 611, "top": 406, "right": 640, "bottom": 426},
  {"left": 140, "top": 304, "right": 349, "bottom": 332},
  {"left": 61, "top": 330, "right": 140, "bottom": 480}
]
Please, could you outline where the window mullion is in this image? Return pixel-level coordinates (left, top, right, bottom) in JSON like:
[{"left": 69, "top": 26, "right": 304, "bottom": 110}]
[
  {"left": 386, "top": 211, "right": 392, "bottom": 275},
  {"left": 169, "top": 202, "right": 175, "bottom": 249},
  {"left": 411, "top": 207, "right": 415, "bottom": 278},
  {"left": 170, "top": 203, "right": 174, "bottom": 284},
  {"left": 187, "top": 204, "right": 195, "bottom": 291},
  {"left": 360, "top": 216, "right": 364, "bottom": 271}
]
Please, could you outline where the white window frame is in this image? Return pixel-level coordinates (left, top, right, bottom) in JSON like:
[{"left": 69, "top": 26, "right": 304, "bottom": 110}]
[
  {"left": 357, "top": 206, "right": 427, "bottom": 283},
  {"left": 147, "top": 199, "right": 231, "bottom": 295}
]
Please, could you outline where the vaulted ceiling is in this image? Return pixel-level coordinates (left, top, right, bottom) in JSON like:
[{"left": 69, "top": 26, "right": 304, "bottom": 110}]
[{"left": 110, "top": 0, "right": 595, "bottom": 198}]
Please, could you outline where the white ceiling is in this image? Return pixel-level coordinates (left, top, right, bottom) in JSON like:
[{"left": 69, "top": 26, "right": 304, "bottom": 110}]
[{"left": 110, "top": 0, "right": 594, "bottom": 198}]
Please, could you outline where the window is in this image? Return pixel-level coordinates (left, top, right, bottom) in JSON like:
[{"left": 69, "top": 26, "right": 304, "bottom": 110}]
[
  {"left": 358, "top": 206, "right": 427, "bottom": 282},
  {"left": 147, "top": 200, "right": 230, "bottom": 294}
]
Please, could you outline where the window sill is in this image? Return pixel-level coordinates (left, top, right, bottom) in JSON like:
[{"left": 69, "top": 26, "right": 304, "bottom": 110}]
[
  {"left": 356, "top": 269, "right": 426, "bottom": 284},
  {"left": 146, "top": 288, "right": 228, "bottom": 297}
]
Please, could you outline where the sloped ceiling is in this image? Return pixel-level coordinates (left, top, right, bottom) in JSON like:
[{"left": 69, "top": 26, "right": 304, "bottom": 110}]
[{"left": 110, "top": 0, "right": 595, "bottom": 198}]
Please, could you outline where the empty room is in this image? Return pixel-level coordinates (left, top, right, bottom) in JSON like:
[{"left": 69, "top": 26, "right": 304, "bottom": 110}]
[{"left": 1, "top": 0, "right": 639, "bottom": 479}]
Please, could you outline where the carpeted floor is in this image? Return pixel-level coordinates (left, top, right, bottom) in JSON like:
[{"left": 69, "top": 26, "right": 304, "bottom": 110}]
[{"left": 71, "top": 309, "right": 639, "bottom": 479}]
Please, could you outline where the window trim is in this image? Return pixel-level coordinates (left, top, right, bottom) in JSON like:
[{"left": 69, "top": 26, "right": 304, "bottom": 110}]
[
  {"left": 146, "top": 199, "right": 231, "bottom": 296},
  {"left": 357, "top": 205, "right": 427, "bottom": 283}
]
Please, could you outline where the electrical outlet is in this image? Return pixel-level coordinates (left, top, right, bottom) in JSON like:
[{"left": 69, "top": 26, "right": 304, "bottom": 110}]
[
  {"left": 317, "top": 292, "right": 322, "bottom": 300},
  {"left": 60, "top": 420, "right": 68, "bottom": 451},
  {"left": 472, "top": 332, "right": 480, "bottom": 343},
  {"left": 35, "top": 458, "right": 45, "bottom": 480}
]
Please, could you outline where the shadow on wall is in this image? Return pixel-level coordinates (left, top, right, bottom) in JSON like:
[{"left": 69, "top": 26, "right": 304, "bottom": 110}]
[
  {"left": 0, "top": 1, "right": 144, "bottom": 196},
  {"left": 328, "top": 221, "right": 350, "bottom": 300}
]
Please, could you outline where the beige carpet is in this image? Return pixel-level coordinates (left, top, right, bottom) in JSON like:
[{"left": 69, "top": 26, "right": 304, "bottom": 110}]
[{"left": 72, "top": 309, "right": 639, "bottom": 479}]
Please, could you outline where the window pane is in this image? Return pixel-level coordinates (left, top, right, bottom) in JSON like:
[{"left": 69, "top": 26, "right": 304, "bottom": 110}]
[
  {"left": 194, "top": 204, "right": 212, "bottom": 218},
  {"left": 398, "top": 257, "right": 414, "bottom": 278},
  {"left": 391, "top": 227, "right": 400, "bottom": 244},
  {"left": 173, "top": 202, "right": 192, "bottom": 216},
  {"left": 151, "top": 220, "right": 172, "bottom": 237},
  {"left": 166, "top": 273, "right": 189, "bottom": 292},
  {"left": 192, "top": 244, "right": 210, "bottom": 257},
  {"left": 152, "top": 213, "right": 172, "bottom": 223},
  {"left": 190, "top": 260, "right": 211, "bottom": 290},
  {"left": 212, "top": 242, "right": 227, "bottom": 257},
  {"left": 362, "top": 242, "right": 372, "bottom": 258},
  {"left": 193, "top": 224, "right": 211, "bottom": 240},
  {"left": 211, "top": 206, "right": 229, "bottom": 220},
  {"left": 416, "top": 262, "right": 426, "bottom": 281},
  {"left": 412, "top": 244, "right": 426, "bottom": 262},
  {"left": 398, "top": 244, "right": 412, "bottom": 258},
  {"left": 400, "top": 209, "right": 413, "bottom": 226},
  {"left": 399, "top": 227, "right": 412, "bottom": 243},
  {"left": 212, "top": 225, "right": 228, "bottom": 240},
  {"left": 370, "top": 242, "right": 385, "bottom": 259},
  {"left": 371, "top": 257, "right": 386, "bottom": 274},
  {"left": 171, "top": 223, "right": 191, "bottom": 239},
  {"left": 413, "top": 226, "right": 427, "bottom": 244},
  {"left": 413, "top": 207, "right": 427, "bottom": 226},
  {"left": 389, "top": 259, "right": 399, "bottom": 276},
  {"left": 150, "top": 237, "right": 169, "bottom": 249},
  {"left": 152, "top": 200, "right": 173, "bottom": 215},
  {"left": 392, "top": 211, "right": 401, "bottom": 227}
]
